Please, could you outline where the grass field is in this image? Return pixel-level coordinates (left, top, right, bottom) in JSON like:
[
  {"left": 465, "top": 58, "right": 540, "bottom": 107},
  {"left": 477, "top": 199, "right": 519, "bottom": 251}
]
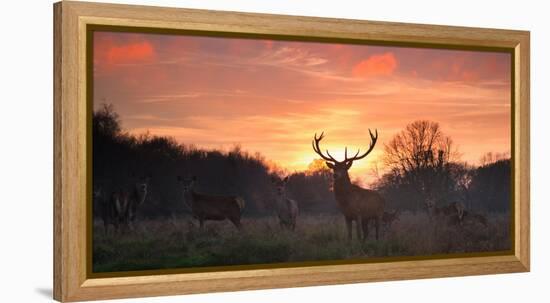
[{"left": 92, "top": 211, "right": 510, "bottom": 273}]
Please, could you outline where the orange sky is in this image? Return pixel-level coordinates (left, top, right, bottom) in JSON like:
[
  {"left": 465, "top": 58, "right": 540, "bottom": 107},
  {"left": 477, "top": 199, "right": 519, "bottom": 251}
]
[{"left": 93, "top": 31, "right": 511, "bottom": 181}]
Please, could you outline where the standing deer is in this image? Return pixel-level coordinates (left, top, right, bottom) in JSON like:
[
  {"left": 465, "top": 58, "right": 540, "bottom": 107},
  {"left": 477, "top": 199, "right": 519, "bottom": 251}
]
[
  {"left": 177, "top": 176, "right": 245, "bottom": 230},
  {"left": 105, "top": 190, "right": 128, "bottom": 233},
  {"left": 312, "top": 130, "right": 385, "bottom": 241},
  {"left": 93, "top": 186, "right": 113, "bottom": 234},
  {"left": 271, "top": 176, "right": 299, "bottom": 231},
  {"left": 382, "top": 209, "right": 401, "bottom": 230},
  {"left": 124, "top": 176, "right": 149, "bottom": 229},
  {"left": 100, "top": 176, "right": 149, "bottom": 233}
]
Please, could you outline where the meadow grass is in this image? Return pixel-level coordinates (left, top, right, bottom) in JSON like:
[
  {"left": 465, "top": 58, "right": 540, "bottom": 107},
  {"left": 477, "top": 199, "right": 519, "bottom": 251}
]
[{"left": 92, "top": 212, "right": 510, "bottom": 273}]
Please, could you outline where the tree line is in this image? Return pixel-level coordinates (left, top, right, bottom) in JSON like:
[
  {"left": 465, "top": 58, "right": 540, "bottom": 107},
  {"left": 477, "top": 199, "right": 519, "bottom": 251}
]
[{"left": 93, "top": 104, "right": 510, "bottom": 219}]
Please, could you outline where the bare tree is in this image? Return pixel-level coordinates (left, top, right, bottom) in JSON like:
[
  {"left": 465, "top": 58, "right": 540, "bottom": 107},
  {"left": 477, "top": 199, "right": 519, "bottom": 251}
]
[{"left": 383, "top": 120, "right": 459, "bottom": 209}]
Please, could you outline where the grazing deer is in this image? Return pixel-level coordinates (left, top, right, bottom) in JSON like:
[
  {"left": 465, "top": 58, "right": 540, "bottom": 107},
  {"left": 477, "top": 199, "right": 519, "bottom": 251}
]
[
  {"left": 464, "top": 211, "right": 488, "bottom": 227},
  {"left": 271, "top": 176, "right": 299, "bottom": 231},
  {"left": 424, "top": 199, "right": 488, "bottom": 229},
  {"left": 425, "top": 199, "right": 465, "bottom": 223},
  {"left": 451, "top": 210, "right": 489, "bottom": 228},
  {"left": 177, "top": 176, "right": 245, "bottom": 230},
  {"left": 312, "top": 130, "right": 385, "bottom": 241},
  {"left": 382, "top": 209, "right": 401, "bottom": 230}
]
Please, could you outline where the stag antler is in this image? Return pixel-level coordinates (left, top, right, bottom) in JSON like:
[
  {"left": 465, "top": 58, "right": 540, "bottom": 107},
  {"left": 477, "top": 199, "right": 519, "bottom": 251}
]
[
  {"left": 312, "top": 132, "right": 339, "bottom": 162},
  {"left": 343, "top": 129, "right": 378, "bottom": 163},
  {"left": 312, "top": 130, "right": 378, "bottom": 163}
]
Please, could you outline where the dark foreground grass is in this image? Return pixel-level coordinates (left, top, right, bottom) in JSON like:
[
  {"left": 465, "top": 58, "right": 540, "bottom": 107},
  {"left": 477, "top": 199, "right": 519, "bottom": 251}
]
[{"left": 92, "top": 212, "right": 510, "bottom": 273}]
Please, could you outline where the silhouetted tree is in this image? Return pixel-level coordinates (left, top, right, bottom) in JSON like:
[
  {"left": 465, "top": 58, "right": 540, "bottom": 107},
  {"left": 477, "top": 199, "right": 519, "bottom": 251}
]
[
  {"left": 382, "top": 120, "right": 459, "bottom": 209},
  {"left": 468, "top": 159, "right": 511, "bottom": 212},
  {"left": 92, "top": 105, "right": 339, "bottom": 219}
]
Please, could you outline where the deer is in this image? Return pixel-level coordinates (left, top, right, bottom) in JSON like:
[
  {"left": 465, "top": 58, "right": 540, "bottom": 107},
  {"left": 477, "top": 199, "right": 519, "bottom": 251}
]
[
  {"left": 271, "top": 176, "right": 299, "bottom": 231},
  {"left": 124, "top": 175, "right": 149, "bottom": 228},
  {"left": 424, "top": 198, "right": 488, "bottom": 228},
  {"left": 177, "top": 176, "right": 245, "bottom": 230},
  {"left": 312, "top": 130, "right": 385, "bottom": 241},
  {"left": 105, "top": 190, "right": 128, "bottom": 233},
  {"left": 447, "top": 209, "right": 489, "bottom": 228},
  {"left": 93, "top": 186, "right": 113, "bottom": 234},
  {"left": 460, "top": 210, "right": 489, "bottom": 227},
  {"left": 99, "top": 176, "right": 149, "bottom": 233},
  {"left": 382, "top": 209, "right": 401, "bottom": 231},
  {"left": 424, "top": 198, "right": 464, "bottom": 222}
]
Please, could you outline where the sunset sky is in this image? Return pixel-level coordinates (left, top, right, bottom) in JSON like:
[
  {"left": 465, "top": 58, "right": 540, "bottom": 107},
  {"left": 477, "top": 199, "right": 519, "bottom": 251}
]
[{"left": 93, "top": 31, "right": 511, "bottom": 180}]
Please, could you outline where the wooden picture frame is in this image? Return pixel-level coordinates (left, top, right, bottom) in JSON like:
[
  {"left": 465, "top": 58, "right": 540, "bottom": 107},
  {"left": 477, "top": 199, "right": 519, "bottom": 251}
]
[{"left": 53, "top": 1, "right": 530, "bottom": 301}]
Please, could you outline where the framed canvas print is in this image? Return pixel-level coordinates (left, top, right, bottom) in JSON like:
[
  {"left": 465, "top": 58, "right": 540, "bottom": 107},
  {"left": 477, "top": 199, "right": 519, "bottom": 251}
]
[{"left": 53, "top": 1, "right": 530, "bottom": 302}]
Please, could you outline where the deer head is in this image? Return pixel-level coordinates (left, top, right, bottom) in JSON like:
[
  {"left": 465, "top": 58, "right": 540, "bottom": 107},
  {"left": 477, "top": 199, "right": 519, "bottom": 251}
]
[
  {"left": 312, "top": 130, "right": 378, "bottom": 181},
  {"left": 177, "top": 175, "right": 197, "bottom": 194},
  {"left": 135, "top": 177, "right": 149, "bottom": 197},
  {"left": 271, "top": 176, "right": 289, "bottom": 196},
  {"left": 93, "top": 186, "right": 103, "bottom": 201},
  {"left": 129, "top": 172, "right": 150, "bottom": 199},
  {"left": 424, "top": 197, "right": 435, "bottom": 211}
]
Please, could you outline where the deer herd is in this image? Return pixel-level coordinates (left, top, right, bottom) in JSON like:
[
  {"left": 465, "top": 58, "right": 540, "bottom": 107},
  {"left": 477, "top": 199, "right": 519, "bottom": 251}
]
[{"left": 93, "top": 129, "right": 489, "bottom": 241}]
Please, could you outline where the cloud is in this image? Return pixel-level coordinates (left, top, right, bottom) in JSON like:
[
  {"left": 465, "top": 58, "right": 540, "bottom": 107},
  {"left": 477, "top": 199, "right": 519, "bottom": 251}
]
[
  {"left": 256, "top": 46, "right": 328, "bottom": 67},
  {"left": 106, "top": 41, "right": 155, "bottom": 65},
  {"left": 352, "top": 53, "right": 398, "bottom": 77},
  {"left": 94, "top": 32, "right": 511, "bottom": 173}
]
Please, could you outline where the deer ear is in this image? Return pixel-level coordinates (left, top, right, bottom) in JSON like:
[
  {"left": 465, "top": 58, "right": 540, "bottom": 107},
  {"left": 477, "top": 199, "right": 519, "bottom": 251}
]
[{"left": 326, "top": 162, "right": 335, "bottom": 169}]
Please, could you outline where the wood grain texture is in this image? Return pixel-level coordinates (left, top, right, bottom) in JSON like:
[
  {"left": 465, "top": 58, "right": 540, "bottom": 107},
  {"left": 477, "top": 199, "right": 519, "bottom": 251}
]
[
  {"left": 53, "top": 1, "right": 530, "bottom": 301},
  {"left": 53, "top": 3, "right": 63, "bottom": 300},
  {"left": 514, "top": 33, "right": 530, "bottom": 270}
]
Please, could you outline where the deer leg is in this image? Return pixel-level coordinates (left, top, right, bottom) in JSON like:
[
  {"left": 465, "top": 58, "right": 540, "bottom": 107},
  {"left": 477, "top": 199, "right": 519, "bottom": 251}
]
[
  {"left": 345, "top": 217, "right": 353, "bottom": 241},
  {"left": 127, "top": 217, "right": 134, "bottom": 231},
  {"left": 198, "top": 218, "right": 204, "bottom": 229},
  {"left": 230, "top": 217, "right": 242, "bottom": 231},
  {"left": 356, "top": 216, "right": 363, "bottom": 241},
  {"left": 362, "top": 218, "right": 370, "bottom": 240},
  {"left": 375, "top": 217, "right": 380, "bottom": 240},
  {"left": 103, "top": 219, "right": 108, "bottom": 236}
]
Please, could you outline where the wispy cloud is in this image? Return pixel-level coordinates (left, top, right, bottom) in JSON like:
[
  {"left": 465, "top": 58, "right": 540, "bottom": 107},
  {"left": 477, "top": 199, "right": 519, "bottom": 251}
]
[{"left": 95, "top": 32, "right": 511, "bottom": 176}]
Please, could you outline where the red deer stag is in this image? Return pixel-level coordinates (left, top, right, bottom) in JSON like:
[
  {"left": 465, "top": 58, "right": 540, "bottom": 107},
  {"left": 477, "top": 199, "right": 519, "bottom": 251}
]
[
  {"left": 177, "top": 176, "right": 245, "bottom": 230},
  {"left": 271, "top": 176, "right": 299, "bottom": 231},
  {"left": 312, "top": 130, "right": 385, "bottom": 241}
]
